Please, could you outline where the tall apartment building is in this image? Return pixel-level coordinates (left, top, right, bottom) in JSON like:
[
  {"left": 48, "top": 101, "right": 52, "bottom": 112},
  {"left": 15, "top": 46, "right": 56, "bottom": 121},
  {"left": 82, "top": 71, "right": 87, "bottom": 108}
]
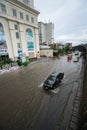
[
  {"left": 38, "top": 22, "right": 54, "bottom": 45},
  {"left": 0, "top": 0, "right": 40, "bottom": 60}
]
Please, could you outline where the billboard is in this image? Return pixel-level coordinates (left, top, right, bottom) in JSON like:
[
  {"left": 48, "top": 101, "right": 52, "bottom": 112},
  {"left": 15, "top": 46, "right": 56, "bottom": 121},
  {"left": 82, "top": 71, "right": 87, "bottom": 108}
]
[
  {"left": 26, "top": 29, "right": 34, "bottom": 51},
  {"left": 0, "top": 23, "right": 7, "bottom": 55}
]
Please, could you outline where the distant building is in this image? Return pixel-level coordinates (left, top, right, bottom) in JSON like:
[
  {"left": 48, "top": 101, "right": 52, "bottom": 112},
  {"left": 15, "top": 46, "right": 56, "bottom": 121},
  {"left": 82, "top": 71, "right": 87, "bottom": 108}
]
[
  {"left": 38, "top": 22, "right": 46, "bottom": 45},
  {"left": 50, "top": 43, "right": 56, "bottom": 50},
  {"left": 65, "top": 43, "right": 72, "bottom": 49},
  {"left": 0, "top": 0, "right": 40, "bottom": 60},
  {"left": 56, "top": 43, "right": 64, "bottom": 49},
  {"left": 50, "top": 43, "right": 64, "bottom": 50},
  {"left": 38, "top": 22, "right": 54, "bottom": 45},
  {"left": 40, "top": 44, "right": 53, "bottom": 57}
]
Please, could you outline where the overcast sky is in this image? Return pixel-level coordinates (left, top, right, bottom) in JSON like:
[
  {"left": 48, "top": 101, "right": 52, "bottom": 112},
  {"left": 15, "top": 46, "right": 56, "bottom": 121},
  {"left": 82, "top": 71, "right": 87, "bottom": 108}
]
[{"left": 35, "top": 0, "right": 87, "bottom": 45}]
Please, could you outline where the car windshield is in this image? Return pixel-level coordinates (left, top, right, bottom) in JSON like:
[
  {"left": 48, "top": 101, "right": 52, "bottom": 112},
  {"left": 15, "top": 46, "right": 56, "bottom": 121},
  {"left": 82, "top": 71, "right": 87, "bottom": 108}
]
[{"left": 47, "top": 75, "right": 56, "bottom": 81}]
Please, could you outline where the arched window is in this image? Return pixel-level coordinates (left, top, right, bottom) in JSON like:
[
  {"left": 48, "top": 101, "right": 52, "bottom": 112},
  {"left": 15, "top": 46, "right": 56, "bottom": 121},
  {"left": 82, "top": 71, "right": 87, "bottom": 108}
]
[{"left": 26, "top": 28, "right": 34, "bottom": 51}]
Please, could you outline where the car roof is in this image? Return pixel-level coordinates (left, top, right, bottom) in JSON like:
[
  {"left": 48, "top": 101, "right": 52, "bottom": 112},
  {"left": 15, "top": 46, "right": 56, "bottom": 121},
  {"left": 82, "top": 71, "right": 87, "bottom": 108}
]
[{"left": 50, "top": 72, "right": 60, "bottom": 77}]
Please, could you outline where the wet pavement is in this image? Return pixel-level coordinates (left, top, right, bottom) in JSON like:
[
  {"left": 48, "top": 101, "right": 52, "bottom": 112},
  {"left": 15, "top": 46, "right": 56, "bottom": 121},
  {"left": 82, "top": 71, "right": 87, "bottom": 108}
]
[{"left": 0, "top": 56, "right": 84, "bottom": 130}]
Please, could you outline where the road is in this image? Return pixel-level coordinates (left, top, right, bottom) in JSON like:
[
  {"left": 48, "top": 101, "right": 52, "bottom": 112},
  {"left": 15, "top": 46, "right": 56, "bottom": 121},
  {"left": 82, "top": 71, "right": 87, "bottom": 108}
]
[{"left": 0, "top": 56, "right": 84, "bottom": 130}]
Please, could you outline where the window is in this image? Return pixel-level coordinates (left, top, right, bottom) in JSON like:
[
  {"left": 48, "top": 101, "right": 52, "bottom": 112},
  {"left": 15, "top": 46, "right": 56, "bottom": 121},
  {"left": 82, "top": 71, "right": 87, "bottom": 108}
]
[
  {"left": 0, "top": 3, "right": 6, "bottom": 13},
  {"left": 17, "top": 43, "right": 21, "bottom": 48},
  {"left": 20, "top": 12, "right": 23, "bottom": 19},
  {"left": 23, "top": 0, "right": 30, "bottom": 5},
  {"left": 16, "top": 32, "right": 19, "bottom": 39},
  {"left": 14, "top": 24, "right": 18, "bottom": 30},
  {"left": 12, "top": 9, "right": 17, "bottom": 17},
  {"left": 31, "top": 17, "right": 34, "bottom": 23},
  {"left": 26, "top": 14, "right": 29, "bottom": 21}
]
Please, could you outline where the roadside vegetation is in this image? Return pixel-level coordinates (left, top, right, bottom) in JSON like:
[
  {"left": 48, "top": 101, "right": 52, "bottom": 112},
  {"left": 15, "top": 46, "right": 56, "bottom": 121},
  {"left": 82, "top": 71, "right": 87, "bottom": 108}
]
[
  {"left": 0, "top": 56, "right": 16, "bottom": 69},
  {"left": 17, "top": 56, "right": 29, "bottom": 66},
  {"left": 0, "top": 56, "right": 29, "bottom": 70},
  {"left": 53, "top": 46, "right": 72, "bottom": 57}
]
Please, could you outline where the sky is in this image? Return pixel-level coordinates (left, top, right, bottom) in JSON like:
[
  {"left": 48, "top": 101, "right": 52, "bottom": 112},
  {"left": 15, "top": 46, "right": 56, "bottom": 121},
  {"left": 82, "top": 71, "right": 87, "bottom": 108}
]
[{"left": 34, "top": 0, "right": 87, "bottom": 46}]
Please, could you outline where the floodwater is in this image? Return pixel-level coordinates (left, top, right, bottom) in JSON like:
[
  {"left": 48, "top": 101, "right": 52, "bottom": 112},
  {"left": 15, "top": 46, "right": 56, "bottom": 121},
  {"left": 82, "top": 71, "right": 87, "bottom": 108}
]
[{"left": 0, "top": 56, "right": 84, "bottom": 130}]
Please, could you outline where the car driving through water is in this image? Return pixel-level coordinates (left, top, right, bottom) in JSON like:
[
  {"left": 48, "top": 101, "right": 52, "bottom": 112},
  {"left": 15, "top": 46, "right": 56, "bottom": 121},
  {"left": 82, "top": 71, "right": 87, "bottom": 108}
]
[{"left": 43, "top": 72, "right": 64, "bottom": 89}]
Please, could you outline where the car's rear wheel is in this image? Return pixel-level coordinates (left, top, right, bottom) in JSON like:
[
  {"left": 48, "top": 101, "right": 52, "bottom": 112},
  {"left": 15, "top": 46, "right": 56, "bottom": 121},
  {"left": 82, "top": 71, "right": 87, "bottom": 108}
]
[{"left": 43, "top": 86, "right": 48, "bottom": 90}]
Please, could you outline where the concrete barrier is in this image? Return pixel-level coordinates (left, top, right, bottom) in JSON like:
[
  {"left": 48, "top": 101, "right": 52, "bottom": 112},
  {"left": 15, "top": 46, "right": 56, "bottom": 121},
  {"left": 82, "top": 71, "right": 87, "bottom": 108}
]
[{"left": 78, "top": 45, "right": 87, "bottom": 130}]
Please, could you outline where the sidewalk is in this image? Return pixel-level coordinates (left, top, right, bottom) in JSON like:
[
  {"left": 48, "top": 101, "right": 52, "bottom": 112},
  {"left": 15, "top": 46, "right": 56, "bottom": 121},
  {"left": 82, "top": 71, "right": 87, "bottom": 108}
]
[
  {"left": 0, "top": 57, "right": 53, "bottom": 75},
  {"left": 0, "top": 66, "right": 19, "bottom": 75}
]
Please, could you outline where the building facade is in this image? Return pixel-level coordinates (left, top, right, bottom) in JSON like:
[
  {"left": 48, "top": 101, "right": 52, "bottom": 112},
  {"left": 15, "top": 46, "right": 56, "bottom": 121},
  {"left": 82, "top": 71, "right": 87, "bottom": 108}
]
[
  {"left": 38, "top": 22, "right": 54, "bottom": 45},
  {"left": 0, "top": 0, "right": 40, "bottom": 60}
]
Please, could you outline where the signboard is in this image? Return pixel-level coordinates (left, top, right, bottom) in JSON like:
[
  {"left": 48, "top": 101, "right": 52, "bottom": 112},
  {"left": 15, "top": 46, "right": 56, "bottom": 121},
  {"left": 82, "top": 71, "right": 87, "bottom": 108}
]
[
  {"left": 17, "top": 49, "right": 27, "bottom": 63},
  {"left": 0, "top": 49, "right": 8, "bottom": 55},
  {"left": 17, "top": 48, "right": 22, "bottom": 58},
  {"left": 21, "top": 56, "right": 26, "bottom": 63}
]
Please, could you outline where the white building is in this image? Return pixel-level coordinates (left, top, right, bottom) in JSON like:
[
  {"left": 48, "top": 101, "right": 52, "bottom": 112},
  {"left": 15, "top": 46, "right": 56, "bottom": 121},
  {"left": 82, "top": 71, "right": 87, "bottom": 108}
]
[
  {"left": 38, "top": 22, "right": 46, "bottom": 44},
  {"left": 38, "top": 22, "right": 54, "bottom": 45},
  {"left": 0, "top": 0, "right": 40, "bottom": 60}
]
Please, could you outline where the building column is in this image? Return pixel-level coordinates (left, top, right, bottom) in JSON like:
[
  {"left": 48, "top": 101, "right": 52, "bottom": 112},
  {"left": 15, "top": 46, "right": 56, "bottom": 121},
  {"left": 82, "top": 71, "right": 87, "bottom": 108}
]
[
  {"left": 34, "top": 27, "right": 40, "bottom": 59},
  {"left": 19, "top": 24, "right": 28, "bottom": 57}
]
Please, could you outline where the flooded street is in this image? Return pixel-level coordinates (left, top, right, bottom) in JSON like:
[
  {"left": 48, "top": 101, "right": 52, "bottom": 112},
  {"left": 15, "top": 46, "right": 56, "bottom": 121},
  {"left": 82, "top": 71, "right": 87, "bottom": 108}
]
[{"left": 0, "top": 56, "right": 83, "bottom": 130}]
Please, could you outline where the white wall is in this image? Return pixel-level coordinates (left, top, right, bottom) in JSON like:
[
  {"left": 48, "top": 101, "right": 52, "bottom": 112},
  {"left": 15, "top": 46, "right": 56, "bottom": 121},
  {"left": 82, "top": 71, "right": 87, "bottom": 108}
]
[{"left": 40, "top": 49, "right": 53, "bottom": 57}]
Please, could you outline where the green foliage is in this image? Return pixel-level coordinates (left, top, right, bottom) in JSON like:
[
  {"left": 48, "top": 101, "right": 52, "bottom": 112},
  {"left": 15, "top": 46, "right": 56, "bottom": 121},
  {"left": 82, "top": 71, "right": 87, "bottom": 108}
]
[
  {"left": 5, "top": 58, "right": 12, "bottom": 64},
  {"left": 25, "top": 56, "right": 29, "bottom": 62},
  {"left": 17, "top": 60, "right": 22, "bottom": 66},
  {"left": 58, "top": 48, "right": 64, "bottom": 54},
  {"left": 0, "top": 64, "right": 3, "bottom": 69},
  {"left": 57, "top": 48, "right": 64, "bottom": 55},
  {"left": 17, "top": 59, "right": 29, "bottom": 66},
  {"left": 22, "top": 61, "right": 29, "bottom": 66},
  {"left": 64, "top": 46, "right": 70, "bottom": 54},
  {"left": 0, "top": 56, "right": 13, "bottom": 69}
]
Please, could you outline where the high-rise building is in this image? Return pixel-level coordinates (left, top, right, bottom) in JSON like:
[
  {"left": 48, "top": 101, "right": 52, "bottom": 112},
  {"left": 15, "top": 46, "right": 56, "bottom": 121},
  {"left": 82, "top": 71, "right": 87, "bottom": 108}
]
[
  {"left": 38, "top": 22, "right": 54, "bottom": 45},
  {"left": 0, "top": 0, "right": 40, "bottom": 60}
]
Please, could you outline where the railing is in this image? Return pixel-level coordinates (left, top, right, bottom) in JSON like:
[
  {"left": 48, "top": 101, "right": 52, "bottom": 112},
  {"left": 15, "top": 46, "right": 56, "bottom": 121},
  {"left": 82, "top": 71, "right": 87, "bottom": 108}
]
[{"left": 78, "top": 45, "right": 87, "bottom": 130}]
